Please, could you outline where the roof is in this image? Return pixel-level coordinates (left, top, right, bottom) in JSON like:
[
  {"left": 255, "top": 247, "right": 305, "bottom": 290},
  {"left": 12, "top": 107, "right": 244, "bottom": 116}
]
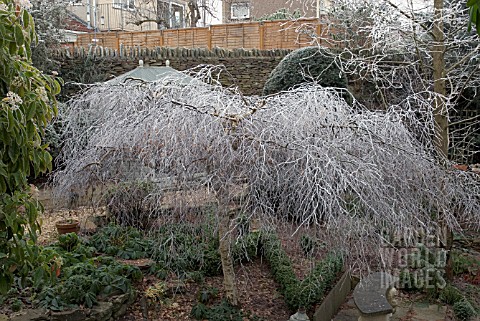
[
  {"left": 106, "top": 66, "right": 195, "bottom": 85},
  {"left": 64, "top": 12, "right": 92, "bottom": 33}
]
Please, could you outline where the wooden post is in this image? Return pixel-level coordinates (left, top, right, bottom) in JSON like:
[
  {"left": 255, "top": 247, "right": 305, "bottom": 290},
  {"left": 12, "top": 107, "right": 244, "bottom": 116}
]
[
  {"left": 207, "top": 26, "right": 212, "bottom": 50},
  {"left": 160, "top": 30, "right": 164, "bottom": 47},
  {"left": 316, "top": 21, "right": 322, "bottom": 45},
  {"left": 116, "top": 32, "right": 120, "bottom": 51},
  {"left": 259, "top": 22, "right": 265, "bottom": 50},
  {"left": 241, "top": 23, "right": 245, "bottom": 48},
  {"left": 225, "top": 24, "right": 228, "bottom": 48}
]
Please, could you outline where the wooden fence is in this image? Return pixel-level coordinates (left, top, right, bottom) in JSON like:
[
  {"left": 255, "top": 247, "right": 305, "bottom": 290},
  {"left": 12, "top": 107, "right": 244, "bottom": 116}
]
[{"left": 75, "top": 18, "right": 327, "bottom": 51}]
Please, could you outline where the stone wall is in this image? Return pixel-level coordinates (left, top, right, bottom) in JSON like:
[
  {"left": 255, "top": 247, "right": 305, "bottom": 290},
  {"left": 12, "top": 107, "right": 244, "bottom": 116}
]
[{"left": 57, "top": 47, "right": 291, "bottom": 96}]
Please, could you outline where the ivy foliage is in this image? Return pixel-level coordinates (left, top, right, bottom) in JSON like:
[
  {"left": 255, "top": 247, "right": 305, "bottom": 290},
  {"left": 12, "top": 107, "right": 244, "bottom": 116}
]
[
  {"left": 263, "top": 47, "right": 347, "bottom": 96},
  {"left": 0, "top": 0, "right": 60, "bottom": 293}
]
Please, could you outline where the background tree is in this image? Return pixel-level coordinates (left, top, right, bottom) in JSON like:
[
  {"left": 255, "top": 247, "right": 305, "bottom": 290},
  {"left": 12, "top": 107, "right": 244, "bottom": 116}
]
[
  {"left": 305, "top": 0, "right": 480, "bottom": 163},
  {"left": 292, "top": 0, "right": 480, "bottom": 280},
  {"left": 29, "top": 0, "right": 68, "bottom": 73},
  {"left": 0, "top": 0, "right": 60, "bottom": 292},
  {"left": 129, "top": 0, "right": 218, "bottom": 29},
  {"left": 188, "top": 0, "right": 201, "bottom": 27}
]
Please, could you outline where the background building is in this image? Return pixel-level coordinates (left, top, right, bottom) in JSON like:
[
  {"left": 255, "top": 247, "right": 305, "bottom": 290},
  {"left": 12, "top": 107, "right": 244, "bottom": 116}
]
[
  {"left": 67, "top": 0, "right": 189, "bottom": 31},
  {"left": 222, "top": 0, "right": 330, "bottom": 23}
]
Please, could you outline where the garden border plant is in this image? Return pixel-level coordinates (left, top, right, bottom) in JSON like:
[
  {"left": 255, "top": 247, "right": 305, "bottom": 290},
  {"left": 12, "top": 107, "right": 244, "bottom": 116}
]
[
  {"left": 0, "top": 231, "right": 143, "bottom": 314},
  {"left": 261, "top": 232, "right": 344, "bottom": 312}
]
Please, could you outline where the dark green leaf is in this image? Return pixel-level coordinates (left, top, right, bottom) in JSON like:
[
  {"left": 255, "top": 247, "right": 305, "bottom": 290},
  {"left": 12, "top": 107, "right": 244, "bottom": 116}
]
[{"left": 14, "top": 25, "right": 24, "bottom": 45}]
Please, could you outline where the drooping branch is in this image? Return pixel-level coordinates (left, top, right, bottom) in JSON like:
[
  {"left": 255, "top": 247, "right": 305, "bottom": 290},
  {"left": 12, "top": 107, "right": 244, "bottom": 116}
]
[{"left": 54, "top": 65, "right": 480, "bottom": 249}]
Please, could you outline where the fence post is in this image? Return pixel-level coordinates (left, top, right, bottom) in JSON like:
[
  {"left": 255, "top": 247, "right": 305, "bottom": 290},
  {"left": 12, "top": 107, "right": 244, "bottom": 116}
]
[
  {"left": 116, "top": 31, "right": 120, "bottom": 51},
  {"left": 160, "top": 30, "right": 164, "bottom": 47},
  {"left": 316, "top": 21, "right": 322, "bottom": 44},
  {"left": 259, "top": 21, "right": 265, "bottom": 50},
  {"left": 207, "top": 25, "right": 212, "bottom": 50}
]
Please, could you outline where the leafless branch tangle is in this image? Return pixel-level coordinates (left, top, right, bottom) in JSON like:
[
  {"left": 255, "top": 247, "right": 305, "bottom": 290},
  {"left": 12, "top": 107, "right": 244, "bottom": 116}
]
[{"left": 53, "top": 63, "right": 480, "bottom": 272}]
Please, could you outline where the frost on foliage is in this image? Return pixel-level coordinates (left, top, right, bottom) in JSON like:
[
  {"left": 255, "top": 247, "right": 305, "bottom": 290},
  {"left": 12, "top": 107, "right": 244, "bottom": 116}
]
[{"left": 53, "top": 66, "right": 480, "bottom": 267}]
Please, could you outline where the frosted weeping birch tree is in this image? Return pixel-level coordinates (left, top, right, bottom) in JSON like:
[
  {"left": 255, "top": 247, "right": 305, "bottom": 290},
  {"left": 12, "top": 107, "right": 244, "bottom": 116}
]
[{"left": 53, "top": 65, "right": 480, "bottom": 304}]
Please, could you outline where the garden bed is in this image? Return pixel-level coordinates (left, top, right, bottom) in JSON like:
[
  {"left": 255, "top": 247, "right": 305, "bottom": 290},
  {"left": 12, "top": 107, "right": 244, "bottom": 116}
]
[
  {"left": 8, "top": 205, "right": 479, "bottom": 321},
  {"left": 0, "top": 207, "right": 346, "bottom": 321}
]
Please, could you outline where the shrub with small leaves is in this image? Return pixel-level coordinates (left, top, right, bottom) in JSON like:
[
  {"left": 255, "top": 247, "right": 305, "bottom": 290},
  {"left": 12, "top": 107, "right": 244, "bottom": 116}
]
[
  {"left": 263, "top": 47, "right": 347, "bottom": 96},
  {"left": 300, "top": 235, "right": 316, "bottom": 257},
  {"left": 105, "top": 181, "right": 156, "bottom": 230},
  {"left": 233, "top": 231, "right": 261, "bottom": 263},
  {"left": 262, "top": 233, "right": 343, "bottom": 311},
  {"left": 151, "top": 223, "right": 221, "bottom": 277},
  {"left": 439, "top": 284, "right": 464, "bottom": 305},
  {"left": 453, "top": 300, "right": 477, "bottom": 321},
  {"left": 255, "top": 8, "right": 301, "bottom": 21}
]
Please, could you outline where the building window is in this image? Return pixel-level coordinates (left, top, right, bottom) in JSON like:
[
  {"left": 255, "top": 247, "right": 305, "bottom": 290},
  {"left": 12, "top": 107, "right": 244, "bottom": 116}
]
[
  {"left": 156, "top": 0, "right": 185, "bottom": 29},
  {"left": 171, "top": 3, "right": 184, "bottom": 28},
  {"left": 69, "top": 0, "right": 83, "bottom": 6},
  {"left": 231, "top": 2, "right": 249, "bottom": 20},
  {"left": 113, "top": 0, "right": 135, "bottom": 10}
]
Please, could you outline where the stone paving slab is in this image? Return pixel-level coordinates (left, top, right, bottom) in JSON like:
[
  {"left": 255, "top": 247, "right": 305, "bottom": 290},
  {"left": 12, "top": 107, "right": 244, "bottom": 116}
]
[
  {"left": 332, "top": 298, "right": 448, "bottom": 321},
  {"left": 406, "top": 304, "right": 447, "bottom": 321}
]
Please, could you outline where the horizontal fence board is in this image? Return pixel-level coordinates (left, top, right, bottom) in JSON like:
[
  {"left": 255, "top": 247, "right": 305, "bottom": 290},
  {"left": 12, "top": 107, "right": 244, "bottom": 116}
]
[{"left": 74, "top": 18, "right": 324, "bottom": 51}]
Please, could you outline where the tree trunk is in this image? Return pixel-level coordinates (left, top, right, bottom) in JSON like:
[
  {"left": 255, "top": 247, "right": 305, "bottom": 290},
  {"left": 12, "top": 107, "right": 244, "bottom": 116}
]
[
  {"left": 218, "top": 207, "right": 239, "bottom": 306},
  {"left": 188, "top": 0, "right": 201, "bottom": 28},
  {"left": 432, "top": 0, "right": 448, "bottom": 158},
  {"left": 432, "top": 0, "right": 454, "bottom": 283}
]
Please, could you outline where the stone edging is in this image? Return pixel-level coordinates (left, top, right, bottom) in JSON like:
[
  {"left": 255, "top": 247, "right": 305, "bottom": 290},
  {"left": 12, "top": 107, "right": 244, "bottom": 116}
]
[
  {"left": 313, "top": 270, "right": 351, "bottom": 321},
  {"left": 8, "top": 291, "right": 136, "bottom": 321}
]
